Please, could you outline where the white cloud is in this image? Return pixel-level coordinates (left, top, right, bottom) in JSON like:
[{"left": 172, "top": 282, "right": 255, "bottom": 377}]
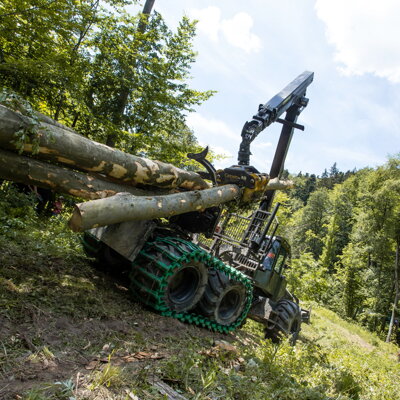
[
  {"left": 186, "top": 113, "right": 239, "bottom": 167},
  {"left": 315, "top": 0, "right": 400, "bottom": 82},
  {"left": 189, "top": 6, "right": 221, "bottom": 42},
  {"left": 189, "top": 7, "right": 262, "bottom": 53},
  {"left": 220, "top": 12, "right": 262, "bottom": 53},
  {"left": 212, "top": 146, "right": 233, "bottom": 159},
  {"left": 187, "top": 113, "right": 239, "bottom": 142}
]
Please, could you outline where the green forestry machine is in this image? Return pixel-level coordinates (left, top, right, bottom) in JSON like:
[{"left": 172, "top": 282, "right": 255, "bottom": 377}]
[{"left": 83, "top": 71, "right": 314, "bottom": 342}]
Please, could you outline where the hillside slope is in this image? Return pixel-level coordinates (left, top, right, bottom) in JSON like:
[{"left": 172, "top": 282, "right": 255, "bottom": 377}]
[{"left": 0, "top": 214, "right": 399, "bottom": 400}]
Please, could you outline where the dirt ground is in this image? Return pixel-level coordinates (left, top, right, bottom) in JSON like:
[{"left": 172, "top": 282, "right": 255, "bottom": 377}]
[{"left": 0, "top": 257, "right": 241, "bottom": 399}]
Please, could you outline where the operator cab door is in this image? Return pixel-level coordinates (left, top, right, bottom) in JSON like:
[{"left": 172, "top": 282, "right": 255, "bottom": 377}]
[{"left": 254, "top": 237, "right": 289, "bottom": 300}]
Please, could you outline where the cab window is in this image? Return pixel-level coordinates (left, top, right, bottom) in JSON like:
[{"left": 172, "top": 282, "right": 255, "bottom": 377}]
[
  {"left": 261, "top": 240, "right": 280, "bottom": 271},
  {"left": 274, "top": 245, "right": 287, "bottom": 274}
]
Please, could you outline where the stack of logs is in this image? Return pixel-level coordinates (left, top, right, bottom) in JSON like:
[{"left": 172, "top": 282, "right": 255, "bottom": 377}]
[{"left": 0, "top": 104, "right": 292, "bottom": 232}]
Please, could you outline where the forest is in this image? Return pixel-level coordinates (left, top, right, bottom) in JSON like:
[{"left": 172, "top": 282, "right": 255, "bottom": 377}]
[
  {"left": 279, "top": 161, "right": 400, "bottom": 343},
  {"left": 0, "top": 0, "right": 400, "bottom": 399}
]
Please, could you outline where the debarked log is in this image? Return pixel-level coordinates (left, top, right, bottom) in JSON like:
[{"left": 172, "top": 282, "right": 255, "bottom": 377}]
[
  {"left": 0, "top": 149, "right": 170, "bottom": 200},
  {"left": 0, "top": 105, "right": 209, "bottom": 190},
  {"left": 265, "top": 177, "right": 294, "bottom": 190},
  {"left": 68, "top": 185, "right": 241, "bottom": 232}
]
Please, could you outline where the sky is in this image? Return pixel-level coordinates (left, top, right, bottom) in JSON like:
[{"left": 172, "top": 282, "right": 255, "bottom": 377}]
[{"left": 132, "top": 0, "right": 400, "bottom": 175}]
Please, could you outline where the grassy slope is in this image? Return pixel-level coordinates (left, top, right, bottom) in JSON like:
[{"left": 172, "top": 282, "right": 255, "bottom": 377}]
[{"left": 0, "top": 213, "right": 399, "bottom": 400}]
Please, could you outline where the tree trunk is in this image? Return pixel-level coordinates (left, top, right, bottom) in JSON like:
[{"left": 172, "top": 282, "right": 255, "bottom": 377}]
[
  {"left": 0, "top": 148, "right": 169, "bottom": 200},
  {"left": 0, "top": 104, "right": 209, "bottom": 190},
  {"left": 68, "top": 184, "right": 241, "bottom": 232},
  {"left": 68, "top": 176, "right": 294, "bottom": 232},
  {"left": 105, "top": 0, "right": 155, "bottom": 147},
  {"left": 386, "top": 239, "right": 400, "bottom": 342}
]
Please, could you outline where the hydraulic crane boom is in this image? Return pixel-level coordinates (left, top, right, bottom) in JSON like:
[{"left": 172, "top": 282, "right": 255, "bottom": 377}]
[
  {"left": 237, "top": 71, "right": 314, "bottom": 211},
  {"left": 238, "top": 71, "right": 313, "bottom": 167}
]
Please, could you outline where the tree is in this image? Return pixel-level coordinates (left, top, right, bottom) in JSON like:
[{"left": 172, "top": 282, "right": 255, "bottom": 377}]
[
  {"left": 337, "top": 243, "right": 365, "bottom": 319},
  {"left": 291, "top": 173, "right": 317, "bottom": 204},
  {"left": 290, "top": 188, "right": 330, "bottom": 258},
  {"left": 335, "top": 157, "right": 400, "bottom": 330},
  {"left": 0, "top": 0, "right": 214, "bottom": 166},
  {"left": 85, "top": 12, "right": 213, "bottom": 160},
  {"left": 319, "top": 175, "right": 359, "bottom": 272}
]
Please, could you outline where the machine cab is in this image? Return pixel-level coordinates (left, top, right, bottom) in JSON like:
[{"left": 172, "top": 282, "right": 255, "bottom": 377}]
[{"left": 254, "top": 236, "right": 290, "bottom": 300}]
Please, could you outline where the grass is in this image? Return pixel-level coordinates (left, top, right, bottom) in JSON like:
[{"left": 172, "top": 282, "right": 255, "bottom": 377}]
[{"left": 1, "top": 187, "right": 400, "bottom": 399}]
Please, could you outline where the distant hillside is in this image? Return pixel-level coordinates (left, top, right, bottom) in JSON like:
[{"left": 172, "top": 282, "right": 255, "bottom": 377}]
[{"left": 0, "top": 206, "right": 399, "bottom": 399}]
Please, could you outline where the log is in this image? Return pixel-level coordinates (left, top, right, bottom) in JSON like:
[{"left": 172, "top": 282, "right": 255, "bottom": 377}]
[
  {"left": 0, "top": 149, "right": 170, "bottom": 200},
  {"left": 265, "top": 177, "right": 294, "bottom": 190},
  {"left": 0, "top": 104, "right": 209, "bottom": 190},
  {"left": 68, "top": 185, "right": 241, "bottom": 232}
]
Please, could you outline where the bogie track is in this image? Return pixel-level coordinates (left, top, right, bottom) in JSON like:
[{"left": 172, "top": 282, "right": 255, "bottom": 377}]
[{"left": 130, "top": 237, "right": 253, "bottom": 333}]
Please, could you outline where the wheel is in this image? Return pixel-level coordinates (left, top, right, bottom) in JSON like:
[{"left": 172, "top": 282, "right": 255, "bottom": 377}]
[
  {"left": 165, "top": 261, "right": 209, "bottom": 311},
  {"left": 131, "top": 239, "right": 209, "bottom": 312},
  {"left": 198, "top": 269, "right": 247, "bottom": 326},
  {"left": 264, "top": 299, "right": 302, "bottom": 345}
]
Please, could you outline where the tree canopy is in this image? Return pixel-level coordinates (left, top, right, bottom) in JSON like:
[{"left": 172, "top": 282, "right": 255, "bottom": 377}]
[
  {"left": 0, "top": 0, "right": 214, "bottom": 166},
  {"left": 284, "top": 157, "right": 400, "bottom": 342}
]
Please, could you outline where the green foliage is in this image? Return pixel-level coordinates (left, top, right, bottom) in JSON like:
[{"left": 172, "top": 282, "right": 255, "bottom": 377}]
[
  {"left": 1, "top": 185, "right": 400, "bottom": 399},
  {"left": 291, "top": 172, "right": 317, "bottom": 203},
  {"left": 283, "top": 156, "right": 400, "bottom": 342},
  {"left": 89, "top": 356, "right": 125, "bottom": 389},
  {"left": 0, "top": 89, "right": 42, "bottom": 153},
  {"left": 289, "top": 188, "right": 331, "bottom": 259},
  {"left": 23, "top": 379, "right": 76, "bottom": 400},
  {"left": 337, "top": 243, "right": 365, "bottom": 319},
  {"left": 0, "top": 0, "right": 214, "bottom": 166},
  {"left": 287, "top": 253, "right": 330, "bottom": 303},
  {"left": 319, "top": 177, "right": 358, "bottom": 271}
]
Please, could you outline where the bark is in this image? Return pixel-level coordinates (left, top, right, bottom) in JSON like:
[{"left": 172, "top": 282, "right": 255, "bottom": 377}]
[
  {"left": 68, "top": 184, "right": 241, "bottom": 232},
  {"left": 386, "top": 239, "right": 400, "bottom": 342},
  {"left": 0, "top": 149, "right": 169, "bottom": 200},
  {"left": 148, "top": 377, "right": 188, "bottom": 400},
  {"left": 264, "top": 177, "right": 294, "bottom": 190},
  {"left": 0, "top": 104, "right": 209, "bottom": 190}
]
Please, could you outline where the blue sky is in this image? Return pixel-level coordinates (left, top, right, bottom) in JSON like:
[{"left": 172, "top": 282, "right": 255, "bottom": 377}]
[{"left": 134, "top": 0, "right": 400, "bottom": 175}]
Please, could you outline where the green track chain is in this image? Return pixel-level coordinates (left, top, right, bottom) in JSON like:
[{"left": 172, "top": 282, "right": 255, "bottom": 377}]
[{"left": 130, "top": 236, "right": 253, "bottom": 333}]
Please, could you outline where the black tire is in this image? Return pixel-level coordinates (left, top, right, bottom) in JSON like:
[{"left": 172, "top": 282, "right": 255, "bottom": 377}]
[
  {"left": 198, "top": 269, "right": 247, "bottom": 326},
  {"left": 132, "top": 240, "right": 209, "bottom": 312},
  {"left": 264, "top": 299, "right": 302, "bottom": 345},
  {"left": 165, "top": 261, "right": 209, "bottom": 311}
]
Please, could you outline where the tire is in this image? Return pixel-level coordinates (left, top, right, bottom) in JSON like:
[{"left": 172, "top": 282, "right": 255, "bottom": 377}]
[
  {"left": 198, "top": 269, "right": 247, "bottom": 326},
  {"left": 131, "top": 239, "right": 209, "bottom": 312},
  {"left": 165, "top": 261, "right": 209, "bottom": 311},
  {"left": 264, "top": 299, "right": 302, "bottom": 345}
]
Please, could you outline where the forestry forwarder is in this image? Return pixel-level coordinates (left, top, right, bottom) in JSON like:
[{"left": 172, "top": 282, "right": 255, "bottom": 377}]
[{"left": 83, "top": 71, "right": 314, "bottom": 343}]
